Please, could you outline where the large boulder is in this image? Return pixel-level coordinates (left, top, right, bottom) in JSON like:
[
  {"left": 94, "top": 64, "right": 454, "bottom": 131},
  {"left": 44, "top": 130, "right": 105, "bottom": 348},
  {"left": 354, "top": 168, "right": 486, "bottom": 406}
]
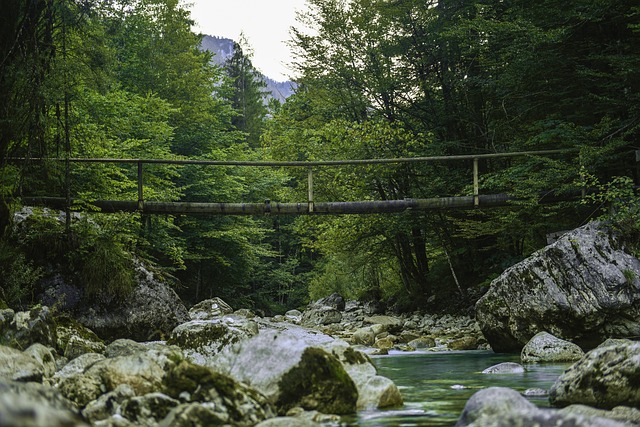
[
  {"left": 476, "top": 222, "right": 640, "bottom": 352},
  {"left": 457, "top": 387, "right": 627, "bottom": 427},
  {"left": 188, "top": 297, "right": 233, "bottom": 320},
  {"left": 212, "top": 328, "right": 358, "bottom": 415},
  {"left": 0, "top": 380, "right": 87, "bottom": 427},
  {"left": 549, "top": 341, "right": 640, "bottom": 409},
  {"left": 0, "top": 345, "right": 48, "bottom": 382},
  {"left": 75, "top": 263, "right": 189, "bottom": 341},
  {"left": 0, "top": 306, "right": 57, "bottom": 350},
  {"left": 167, "top": 317, "right": 258, "bottom": 365},
  {"left": 521, "top": 332, "right": 585, "bottom": 363}
]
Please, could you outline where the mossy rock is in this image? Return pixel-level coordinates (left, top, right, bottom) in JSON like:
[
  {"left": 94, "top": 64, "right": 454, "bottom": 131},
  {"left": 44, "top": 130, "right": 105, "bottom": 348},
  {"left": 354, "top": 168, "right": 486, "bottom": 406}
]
[{"left": 277, "top": 347, "right": 358, "bottom": 415}]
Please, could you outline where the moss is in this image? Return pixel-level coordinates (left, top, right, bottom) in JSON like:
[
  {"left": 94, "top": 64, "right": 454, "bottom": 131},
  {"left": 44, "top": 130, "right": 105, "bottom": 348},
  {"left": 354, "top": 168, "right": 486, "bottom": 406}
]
[
  {"left": 276, "top": 347, "right": 358, "bottom": 415},
  {"left": 162, "top": 360, "right": 271, "bottom": 422},
  {"left": 342, "top": 346, "right": 369, "bottom": 365}
]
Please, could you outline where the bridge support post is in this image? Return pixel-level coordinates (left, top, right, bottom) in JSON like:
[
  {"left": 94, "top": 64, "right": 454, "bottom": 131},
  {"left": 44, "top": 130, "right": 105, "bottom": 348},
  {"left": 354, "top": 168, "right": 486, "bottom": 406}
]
[
  {"left": 308, "top": 167, "right": 314, "bottom": 213},
  {"left": 137, "top": 161, "right": 144, "bottom": 211},
  {"left": 473, "top": 157, "right": 479, "bottom": 207}
]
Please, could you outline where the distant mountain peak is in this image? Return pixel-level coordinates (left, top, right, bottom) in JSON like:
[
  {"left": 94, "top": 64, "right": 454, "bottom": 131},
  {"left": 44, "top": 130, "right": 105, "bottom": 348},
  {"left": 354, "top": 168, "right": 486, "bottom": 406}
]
[{"left": 200, "top": 35, "right": 296, "bottom": 103}]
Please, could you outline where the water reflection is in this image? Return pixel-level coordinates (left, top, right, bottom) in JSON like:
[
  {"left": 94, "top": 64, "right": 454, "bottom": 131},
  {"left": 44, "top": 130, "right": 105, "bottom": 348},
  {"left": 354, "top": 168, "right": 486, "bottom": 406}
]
[{"left": 347, "top": 350, "right": 570, "bottom": 427}]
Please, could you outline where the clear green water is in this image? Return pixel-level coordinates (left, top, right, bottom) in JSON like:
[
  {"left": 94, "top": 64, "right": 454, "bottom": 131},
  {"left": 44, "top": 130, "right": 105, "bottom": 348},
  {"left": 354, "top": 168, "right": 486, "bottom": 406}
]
[{"left": 345, "top": 350, "right": 571, "bottom": 427}]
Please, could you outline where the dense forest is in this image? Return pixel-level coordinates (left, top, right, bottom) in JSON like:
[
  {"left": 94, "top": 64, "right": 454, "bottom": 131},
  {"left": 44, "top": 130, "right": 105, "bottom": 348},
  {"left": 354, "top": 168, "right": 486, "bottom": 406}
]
[{"left": 1, "top": 0, "right": 639, "bottom": 315}]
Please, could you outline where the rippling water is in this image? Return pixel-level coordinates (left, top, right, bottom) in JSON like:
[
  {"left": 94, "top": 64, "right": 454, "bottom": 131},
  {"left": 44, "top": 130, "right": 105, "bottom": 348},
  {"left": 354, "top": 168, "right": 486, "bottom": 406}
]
[{"left": 344, "top": 350, "right": 571, "bottom": 427}]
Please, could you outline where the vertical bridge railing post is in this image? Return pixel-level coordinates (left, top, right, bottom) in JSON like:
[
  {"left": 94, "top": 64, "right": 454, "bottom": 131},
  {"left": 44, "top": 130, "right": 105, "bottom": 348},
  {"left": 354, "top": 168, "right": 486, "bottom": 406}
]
[
  {"left": 308, "top": 167, "right": 314, "bottom": 213},
  {"left": 137, "top": 160, "right": 144, "bottom": 211},
  {"left": 473, "top": 157, "right": 479, "bottom": 207}
]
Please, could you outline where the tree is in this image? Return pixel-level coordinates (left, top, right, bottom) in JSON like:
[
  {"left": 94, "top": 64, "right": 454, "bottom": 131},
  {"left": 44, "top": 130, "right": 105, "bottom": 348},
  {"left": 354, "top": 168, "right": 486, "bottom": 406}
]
[{"left": 224, "top": 36, "right": 269, "bottom": 147}]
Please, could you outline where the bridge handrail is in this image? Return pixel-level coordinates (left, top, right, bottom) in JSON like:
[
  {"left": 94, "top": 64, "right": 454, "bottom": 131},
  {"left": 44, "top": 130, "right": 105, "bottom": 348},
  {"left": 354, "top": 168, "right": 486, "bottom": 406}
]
[
  {"left": 10, "top": 148, "right": 574, "bottom": 167},
  {"left": 9, "top": 148, "right": 577, "bottom": 214}
]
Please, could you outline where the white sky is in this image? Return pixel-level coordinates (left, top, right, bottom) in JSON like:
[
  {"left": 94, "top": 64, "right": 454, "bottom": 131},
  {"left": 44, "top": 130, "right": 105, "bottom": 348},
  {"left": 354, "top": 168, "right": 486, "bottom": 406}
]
[{"left": 187, "top": 0, "right": 309, "bottom": 82}]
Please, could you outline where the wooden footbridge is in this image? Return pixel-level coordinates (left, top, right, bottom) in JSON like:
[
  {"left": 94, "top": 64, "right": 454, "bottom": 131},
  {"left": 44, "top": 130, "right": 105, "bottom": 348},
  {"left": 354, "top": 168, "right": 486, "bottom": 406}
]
[{"left": 15, "top": 149, "right": 578, "bottom": 215}]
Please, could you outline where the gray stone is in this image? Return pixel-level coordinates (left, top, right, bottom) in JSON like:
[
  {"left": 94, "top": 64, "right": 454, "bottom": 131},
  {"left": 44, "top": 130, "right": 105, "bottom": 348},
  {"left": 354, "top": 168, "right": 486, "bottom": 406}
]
[
  {"left": 82, "top": 384, "right": 135, "bottom": 423},
  {"left": 363, "top": 316, "right": 403, "bottom": 334},
  {"left": 76, "top": 263, "right": 189, "bottom": 342},
  {"left": 300, "top": 307, "right": 342, "bottom": 327},
  {"left": 24, "top": 343, "right": 57, "bottom": 379},
  {"left": 310, "top": 293, "right": 345, "bottom": 311},
  {"left": 212, "top": 328, "right": 358, "bottom": 415},
  {"left": 1, "top": 306, "right": 57, "bottom": 350},
  {"left": 161, "top": 360, "right": 274, "bottom": 426},
  {"left": 560, "top": 404, "right": 640, "bottom": 425},
  {"left": 320, "top": 338, "right": 402, "bottom": 410},
  {"left": 549, "top": 341, "right": 640, "bottom": 409},
  {"left": 188, "top": 297, "right": 233, "bottom": 320},
  {"left": 408, "top": 337, "right": 436, "bottom": 349},
  {"left": 55, "top": 317, "right": 104, "bottom": 360},
  {"left": 351, "top": 327, "right": 375, "bottom": 346},
  {"left": 481, "top": 362, "right": 525, "bottom": 374},
  {"left": 0, "top": 392, "right": 87, "bottom": 426},
  {"left": 53, "top": 353, "right": 105, "bottom": 381},
  {"left": 0, "top": 345, "right": 45, "bottom": 382},
  {"left": 476, "top": 222, "right": 640, "bottom": 352},
  {"left": 456, "top": 387, "right": 627, "bottom": 427},
  {"left": 521, "top": 332, "right": 584, "bottom": 363},
  {"left": 120, "top": 392, "right": 180, "bottom": 425},
  {"left": 167, "top": 318, "right": 256, "bottom": 365},
  {"left": 255, "top": 417, "right": 319, "bottom": 427},
  {"left": 456, "top": 387, "right": 537, "bottom": 426}
]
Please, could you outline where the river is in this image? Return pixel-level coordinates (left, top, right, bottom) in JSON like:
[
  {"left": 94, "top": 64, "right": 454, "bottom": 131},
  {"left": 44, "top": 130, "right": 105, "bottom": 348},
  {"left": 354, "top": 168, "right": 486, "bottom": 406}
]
[{"left": 345, "top": 350, "right": 570, "bottom": 427}]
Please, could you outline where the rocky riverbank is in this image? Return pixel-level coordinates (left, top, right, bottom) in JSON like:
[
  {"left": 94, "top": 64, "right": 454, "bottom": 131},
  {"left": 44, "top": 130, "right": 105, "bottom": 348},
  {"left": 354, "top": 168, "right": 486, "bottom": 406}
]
[
  {"left": 2, "top": 220, "right": 640, "bottom": 426},
  {"left": 0, "top": 296, "right": 409, "bottom": 426}
]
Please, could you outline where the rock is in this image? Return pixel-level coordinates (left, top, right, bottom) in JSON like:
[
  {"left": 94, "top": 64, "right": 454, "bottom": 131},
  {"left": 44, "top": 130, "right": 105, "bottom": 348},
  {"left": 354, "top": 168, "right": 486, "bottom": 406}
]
[
  {"left": 408, "top": 337, "right": 436, "bottom": 349},
  {"left": 300, "top": 307, "right": 342, "bottom": 327},
  {"left": 456, "top": 386, "right": 627, "bottom": 427},
  {"left": 0, "top": 379, "right": 87, "bottom": 427},
  {"left": 448, "top": 336, "right": 479, "bottom": 351},
  {"left": 351, "top": 327, "right": 376, "bottom": 346},
  {"left": 76, "top": 263, "right": 189, "bottom": 342},
  {"left": 320, "top": 339, "right": 402, "bottom": 410},
  {"left": 560, "top": 404, "right": 640, "bottom": 425},
  {"left": 311, "top": 293, "right": 346, "bottom": 311},
  {"left": 398, "top": 330, "right": 421, "bottom": 343},
  {"left": 374, "top": 337, "right": 395, "bottom": 351},
  {"left": 285, "top": 310, "right": 302, "bottom": 324},
  {"left": 522, "top": 388, "right": 548, "bottom": 397},
  {"left": 188, "top": 297, "right": 233, "bottom": 320},
  {"left": 56, "top": 352, "right": 166, "bottom": 407},
  {"left": 161, "top": 360, "right": 274, "bottom": 426},
  {"left": 597, "top": 338, "right": 634, "bottom": 349},
  {"left": 481, "top": 362, "right": 525, "bottom": 374},
  {"left": 104, "top": 339, "right": 148, "bottom": 358},
  {"left": 23, "top": 343, "right": 57, "bottom": 379},
  {"left": 55, "top": 317, "right": 105, "bottom": 360},
  {"left": 120, "top": 392, "right": 180, "bottom": 425},
  {"left": 476, "top": 222, "right": 640, "bottom": 352},
  {"left": 549, "top": 341, "right": 640, "bottom": 409},
  {"left": 255, "top": 417, "right": 319, "bottom": 427},
  {"left": 167, "top": 318, "right": 257, "bottom": 365},
  {"left": 0, "top": 306, "right": 57, "bottom": 350},
  {"left": 82, "top": 384, "right": 135, "bottom": 423},
  {"left": 521, "top": 332, "right": 584, "bottom": 363},
  {"left": 213, "top": 328, "right": 358, "bottom": 415},
  {"left": 456, "top": 387, "right": 537, "bottom": 426},
  {"left": 0, "top": 344, "right": 46, "bottom": 382},
  {"left": 363, "top": 316, "right": 403, "bottom": 334},
  {"left": 53, "top": 353, "right": 105, "bottom": 381}
]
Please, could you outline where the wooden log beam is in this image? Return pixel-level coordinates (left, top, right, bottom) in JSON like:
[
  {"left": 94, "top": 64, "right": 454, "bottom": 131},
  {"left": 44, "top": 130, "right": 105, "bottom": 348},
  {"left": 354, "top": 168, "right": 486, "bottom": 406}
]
[{"left": 20, "top": 191, "right": 582, "bottom": 216}]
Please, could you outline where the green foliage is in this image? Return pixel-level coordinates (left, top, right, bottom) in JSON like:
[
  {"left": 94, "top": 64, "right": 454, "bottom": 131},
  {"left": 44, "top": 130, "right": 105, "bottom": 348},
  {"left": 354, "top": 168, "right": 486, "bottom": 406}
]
[
  {"left": 578, "top": 171, "right": 640, "bottom": 251},
  {"left": 70, "top": 215, "right": 136, "bottom": 299}
]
